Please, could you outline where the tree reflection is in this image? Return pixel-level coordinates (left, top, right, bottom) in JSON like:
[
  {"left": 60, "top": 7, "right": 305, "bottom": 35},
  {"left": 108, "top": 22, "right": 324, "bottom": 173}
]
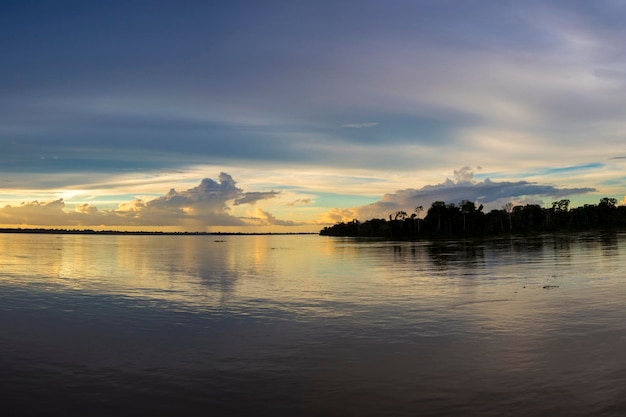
[{"left": 426, "top": 241, "right": 485, "bottom": 270}]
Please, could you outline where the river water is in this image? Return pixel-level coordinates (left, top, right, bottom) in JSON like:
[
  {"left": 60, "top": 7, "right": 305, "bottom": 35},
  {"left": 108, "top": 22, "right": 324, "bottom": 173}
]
[{"left": 1, "top": 232, "right": 626, "bottom": 416}]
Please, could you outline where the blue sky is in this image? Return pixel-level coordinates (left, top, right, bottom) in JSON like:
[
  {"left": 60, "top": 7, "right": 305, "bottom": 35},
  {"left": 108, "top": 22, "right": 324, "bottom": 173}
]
[{"left": 2, "top": 0, "right": 626, "bottom": 231}]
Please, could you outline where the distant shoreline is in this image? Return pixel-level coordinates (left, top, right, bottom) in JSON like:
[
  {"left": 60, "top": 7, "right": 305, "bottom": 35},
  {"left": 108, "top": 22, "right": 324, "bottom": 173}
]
[
  {"left": 0, "top": 228, "right": 317, "bottom": 236},
  {"left": 320, "top": 198, "right": 626, "bottom": 240}
]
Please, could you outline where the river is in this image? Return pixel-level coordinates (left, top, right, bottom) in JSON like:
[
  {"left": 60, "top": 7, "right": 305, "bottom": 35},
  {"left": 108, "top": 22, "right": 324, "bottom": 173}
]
[{"left": 1, "top": 232, "right": 626, "bottom": 416}]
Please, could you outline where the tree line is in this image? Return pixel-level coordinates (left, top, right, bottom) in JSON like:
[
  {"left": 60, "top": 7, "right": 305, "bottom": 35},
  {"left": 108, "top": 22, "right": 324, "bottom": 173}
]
[{"left": 319, "top": 198, "right": 626, "bottom": 238}]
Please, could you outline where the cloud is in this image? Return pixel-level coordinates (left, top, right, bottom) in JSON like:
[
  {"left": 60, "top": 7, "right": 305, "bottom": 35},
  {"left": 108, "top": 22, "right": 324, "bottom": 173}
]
[
  {"left": 0, "top": 173, "right": 296, "bottom": 229},
  {"left": 233, "top": 191, "right": 279, "bottom": 206},
  {"left": 320, "top": 167, "right": 597, "bottom": 222},
  {"left": 342, "top": 122, "right": 380, "bottom": 128},
  {"left": 453, "top": 166, "right": 475, "bottom": 183},
  {"left": 286, "top": 198, "right": 313, "bottom": 206},
  {"left": 4, "top": 1, "right": 626, "bottom": 183},
  {"left": 3, "top": 1, "right": 626, "bottom": 225},
  {"left": 0, "top": 199, "right": 69, "bottom": 225},
  {"left": 248, "top": 208, "right": 304, "bottom": 227},
  {"left": 317, "top": 207, "right": 360, "bottom": 224}
]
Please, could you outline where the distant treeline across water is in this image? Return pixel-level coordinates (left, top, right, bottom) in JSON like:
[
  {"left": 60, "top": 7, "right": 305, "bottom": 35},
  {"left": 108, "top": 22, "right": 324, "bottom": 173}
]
[
  {"left": 320, "top": 198, "right": 626, "bottom": 239},
  {"left": 0, "top": 229, "right": 316, "bottom": 236}
]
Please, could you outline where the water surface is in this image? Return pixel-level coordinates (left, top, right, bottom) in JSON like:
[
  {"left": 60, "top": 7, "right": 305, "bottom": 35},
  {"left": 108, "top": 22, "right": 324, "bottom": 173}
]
[{"left": 2, "top": 233, "right": 626, "bottom": 416}]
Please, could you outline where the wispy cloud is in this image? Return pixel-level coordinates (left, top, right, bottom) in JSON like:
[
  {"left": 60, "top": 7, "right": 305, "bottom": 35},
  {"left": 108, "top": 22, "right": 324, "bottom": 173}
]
[
  {"left": 246, "top": 208, "right": 305, "bottom": 227},
  {"left": 342, "top": 122, "right": 380, "bottom": 129},
  {"left": 286, "top": 198, "right": 313, "bottom": 206},
  {"left": 233, "top": 191, "right": 279, "bottom": 206}
]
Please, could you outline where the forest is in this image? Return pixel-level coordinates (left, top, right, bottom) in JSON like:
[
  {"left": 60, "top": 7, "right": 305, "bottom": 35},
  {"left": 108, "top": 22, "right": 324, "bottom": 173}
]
[{"left": 319, "top": 198, "right": 626, "bottom": 239}]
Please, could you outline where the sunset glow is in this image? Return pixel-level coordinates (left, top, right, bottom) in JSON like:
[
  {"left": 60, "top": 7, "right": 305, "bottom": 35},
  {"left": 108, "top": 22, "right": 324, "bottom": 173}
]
[{"left": 3, "top": 1, "right": 626, "bottom": 232}]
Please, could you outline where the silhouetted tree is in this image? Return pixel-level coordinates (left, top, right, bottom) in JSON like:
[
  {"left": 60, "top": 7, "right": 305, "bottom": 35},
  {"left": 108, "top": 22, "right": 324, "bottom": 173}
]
[
  {"left": 414, "top": 205, "right": 424, "bottom": 234},
  {"left": 320, "top": 196, "right": 626, "bottom": 239}
]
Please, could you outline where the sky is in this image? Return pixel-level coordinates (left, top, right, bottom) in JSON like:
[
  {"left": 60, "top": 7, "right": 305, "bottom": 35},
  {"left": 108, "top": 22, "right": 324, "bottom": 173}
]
[{"left": 2, "top": 0, "right": 626, "bottom": 232}]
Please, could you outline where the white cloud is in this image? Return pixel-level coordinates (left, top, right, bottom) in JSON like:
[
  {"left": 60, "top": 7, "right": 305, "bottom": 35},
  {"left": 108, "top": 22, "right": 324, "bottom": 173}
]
[
  {"left": 0, "top": 173, "right": 293, "bottom": 230},
  {"left": 319, "top": 167, "right": 597, "bottom": 222},
  {"left": 453, "top": 166, "right": 475, "bottom": 183}
]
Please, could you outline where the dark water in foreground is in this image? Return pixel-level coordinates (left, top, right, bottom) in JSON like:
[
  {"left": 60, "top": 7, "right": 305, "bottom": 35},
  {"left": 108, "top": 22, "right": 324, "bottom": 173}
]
[{"left": 2, "top": 232, "right": 626, "bottom": 416}]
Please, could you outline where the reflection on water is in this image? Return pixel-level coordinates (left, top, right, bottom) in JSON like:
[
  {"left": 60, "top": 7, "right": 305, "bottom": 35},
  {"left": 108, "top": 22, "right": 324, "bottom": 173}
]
[{"left": 2, "top": 233, "right": 626, "bottom": 416}]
